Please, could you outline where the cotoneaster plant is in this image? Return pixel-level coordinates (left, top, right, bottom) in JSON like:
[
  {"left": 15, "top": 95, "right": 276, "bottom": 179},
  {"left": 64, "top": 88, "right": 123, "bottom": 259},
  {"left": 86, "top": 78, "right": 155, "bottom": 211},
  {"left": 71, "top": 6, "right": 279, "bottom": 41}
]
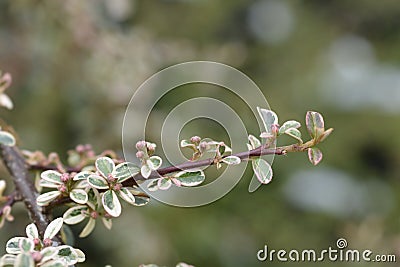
[{"left": 0, "top": 71, "right": 332, "bottom": 267}]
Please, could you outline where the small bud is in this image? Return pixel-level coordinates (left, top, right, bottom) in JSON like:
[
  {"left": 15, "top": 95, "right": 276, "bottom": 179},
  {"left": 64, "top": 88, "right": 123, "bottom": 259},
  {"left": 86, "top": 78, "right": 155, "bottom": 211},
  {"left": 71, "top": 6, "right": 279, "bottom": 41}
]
[
  {"left": 31, "top": 251, "right": 42, "bottom": 262},
  {"left": 76, "top": 144, "right": 85, "bottom": 153},
  {"left": 58, "top": 184, "right": 67, "bottom": 193},
  {"left": 84, "top": 144, "right": 93, "bottom": 151},
  {"left": 271, "top": 124, "right": 280, "bottom": 135},
  {"left": 190, "top": 136, "right": 201, "bottom": 144},
  {"left": 146, "top": 142, "right": 156, "bottom": 153},
  {"left": 136, "top": 151, "right": 145, "bottom": 159},
  {"left": 107, "top": 174, "right": 116, "bottom": 183},
  {"left": 90, "top": 211, "right": 98, "bottom": 219},
  {"left": 113, "top": 183, "right": 122, "bottom": 191},
  {"left": 60, "top": 173, "right": 70, "bottom": 182},
  {"left": 33, "top": 238, "right": 40, "bottom": 246},
  {"left": 199, "top": 142, "right": 207, "bottom": 151},
  {"left": 135, "top": 140, "right": 146, "bottom": 150},
  {"left": 43, "top": 238, "right": 52, "bottom": 247}
]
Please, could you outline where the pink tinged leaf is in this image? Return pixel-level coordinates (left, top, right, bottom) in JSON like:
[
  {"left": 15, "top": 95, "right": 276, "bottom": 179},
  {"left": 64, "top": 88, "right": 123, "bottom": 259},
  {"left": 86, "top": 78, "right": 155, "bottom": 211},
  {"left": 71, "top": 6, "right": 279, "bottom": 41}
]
[
  {"left": 171, "top": 178, "right": 182, "bottom": 187},
  {"left": 14, "top": 253, "right": 34, "bottom": 267},
  {"left": 248, "top": 134, "right": 261, "bottom": 149},
  {"left": 306, "top": 111, "right": 325, "bottom": 138},
  {"left": 6, "top": 237, "right": 25, "bottom": 254},
  {"left": 257, "top": 107, "right": 278, "bottom": 133},
  {"left": 319, "top": 128, "right": 334, "bottom": 142},
  {"left": 73, "top": 171, "right": 93, "bottom": 181},
  {"left": 157, "top": 178, "right": 172, "bottom": 190},
  {"left": 308, "top": 147, "right": 323, "bottom": 165},
  {"left": 252, "top": 158, "right": 273, "bottom": 184},
  {"left": 278, "top": 120, "right": 301, "bottom": 135},
  {"left": 147, "top": 156, "right": 162, "bottom": 170}
]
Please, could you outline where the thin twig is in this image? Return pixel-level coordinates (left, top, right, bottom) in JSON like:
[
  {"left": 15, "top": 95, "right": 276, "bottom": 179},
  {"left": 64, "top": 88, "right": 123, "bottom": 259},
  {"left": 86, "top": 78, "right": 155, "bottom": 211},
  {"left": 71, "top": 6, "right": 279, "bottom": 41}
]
[{"left": 0, "top": 191, "right": 21, "bottom": 217}]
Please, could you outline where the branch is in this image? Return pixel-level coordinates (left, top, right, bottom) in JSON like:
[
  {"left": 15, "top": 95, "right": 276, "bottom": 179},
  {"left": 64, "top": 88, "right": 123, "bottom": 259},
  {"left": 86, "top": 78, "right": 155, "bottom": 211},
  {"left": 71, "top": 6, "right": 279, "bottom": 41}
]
[
  {"left": 123, "top": 145, "right": 288, "bottom": 186},
  {"left": 0, "top": 191, "right": 21, "bottom": 217},
  {"left": 0, "top": 145, "right": 60, "bottom": 241}
]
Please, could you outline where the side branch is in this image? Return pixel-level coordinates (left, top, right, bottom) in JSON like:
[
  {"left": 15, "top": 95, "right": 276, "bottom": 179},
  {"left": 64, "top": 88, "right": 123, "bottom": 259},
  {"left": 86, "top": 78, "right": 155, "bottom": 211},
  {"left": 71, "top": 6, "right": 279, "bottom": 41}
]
[
  {"left": 124, "top": 145, "right": 287, "bottom": 185},
  {"left": 0, "top": 145, "right": 51, "bottom": 238}
]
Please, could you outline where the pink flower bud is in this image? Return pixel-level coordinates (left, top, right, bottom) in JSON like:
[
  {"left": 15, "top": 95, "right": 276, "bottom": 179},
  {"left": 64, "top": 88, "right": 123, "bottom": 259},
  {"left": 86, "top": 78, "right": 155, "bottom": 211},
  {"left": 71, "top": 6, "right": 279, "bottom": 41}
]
[
  {"left": 135, "top": 140, "right": 146, "bottom": 150},
  {"left": 113, "top": 183, "right": 122, "bottom": 191},
  {"left": 271, "top": 124, "right": 280, "bottom": 135},
  {"left": 76, "top": 144, "right": 85, "bottom": 153},
  {"left": 84, "top": 144, "right": 93, "bottom": 151},
  {"left": 90, "top": 211, "right": 98, "bottom": 219},
  {"left": 190, "top": 136, "right": 201, "bottom": 143},
  {"left": 33, "top": 238, "right": 40, "bottom": 246},
  {"left": 199, "top": 142, "right": 207, "bottom": 151},
  {"left": 107, "top": 174, "right": 116, "bottom": 183},
  {"left": 31, "top": 251, "right": 42, "bottom": 262},
  {"left": 146, "top": 143, "right": 156, "bottom": 152},
  {"left": 61, "top": 173, "right": 70, "bottom": 182},
  {"left": 43, "top": 238, "right": 52, "bottom": 247},
  {"left": 58, "top": 184, "right": 67, "bottom": 193},
  {"left": 136, "top": 151, "right": 145, "bottom": 159}
]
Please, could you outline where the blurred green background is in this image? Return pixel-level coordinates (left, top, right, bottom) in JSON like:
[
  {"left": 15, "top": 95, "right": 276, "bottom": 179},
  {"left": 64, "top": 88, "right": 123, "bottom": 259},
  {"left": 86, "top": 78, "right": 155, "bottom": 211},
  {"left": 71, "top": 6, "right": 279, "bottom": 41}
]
[{"left": 1, "top": 0, "right": 400, "bottom": 266}]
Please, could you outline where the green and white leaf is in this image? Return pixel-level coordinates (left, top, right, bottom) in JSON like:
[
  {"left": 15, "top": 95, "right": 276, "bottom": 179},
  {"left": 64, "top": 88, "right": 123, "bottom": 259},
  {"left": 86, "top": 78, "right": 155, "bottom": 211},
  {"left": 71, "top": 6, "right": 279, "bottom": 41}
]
[
  {"left": 44, "top": 217, "right": 64, "bottom": 240},
  {"left": 118, "top": 188, "right": 136, "bottom": 205},
  {"left": 40, "top": 170, "right": 63, "bottom": 185},
  {"left": 87, "top": 174, "right": 109, "bottom": 189},
  {"left": 279, "top": 120, "right": 301, "bottom": 135},
  {"left": 39, "top": 179, "right": 60, "bottom": 188},
  {"left": 55, "top": 245, "right": 78, "bottom": 265},
  {"left": 0, "top": 131, "right": 15, "bottom": 146},
  {"left": 252, "top": 158, "right": 273, "bottom": 184},
  {"left": 73, "top": 171, "right": 92, "bottom": 181},
  {"left": 284, "top": 128, "right": 303, "bottom": 143},
  {"left": 37, "top": 191, "right": 61, "bottom": 206},
  {"left": 174, "top": 170, "right": 205, "bottom": 186},
  {"left": 248, "top": 134, "right": 261, "bottom": 150},
  {"left": 69, "top": 189, "right": 88, "bottom": 204},
  {"left": 6, "top": 237, "right": 25, "bottom": 254},
  {"left": 0, "top": 254, "right": 16, "bottom": 266},
  {"left": 180, "top": 140, "right": 196, "bottom": 150},
  {"left": 141, "top": 164, "right": 152, "bottom": 179},
  {"left": 102, "top": 190, "right": 121, "bottom": 217},
  {"left": 222, "top": 156, "right": 241, "bottom": 165},
  {"left": 40, "top": 247, "right": 59, "bottom": 263},
  {"left": 14, "top": 253, "right": 34, "bottom": 267},
  {"left": 131, "top": 195, "right": 150, "bottom": 206},
  {"left": 147, "top": 156, "right": 162, "bottom": 170},
  {"left": 74, "top": 248, "right": 86, "bottom": 263},
  {"left": 308, "top": 147, "right": 323, "bottom": 166},
  {"left": 19, "top": 238, "right": 33, "bottom": 253},
  {"left": 306, "top": 111, "right": 325, "bottom": 138},
  {"left": 157, "top": 178, "right": 172, "bottom": 190},
  {"left": 257, "top": 107, "right": 278, "bottom": 133},
  {"left": 25, "top": 223, "right": 39, "bottom": 239},
  {"left": 147, "top": 179, "right": 159, "bottom": 192},
  {"left": 63, "top": 205, "right": 88, "bottom": 225},
  {"left": 113, "top": 162, "right": 140, "bottom": 182},
  {"left": 95, "top": 157, "right": 115, "bottom": 178},
  {"left": 79, "top": 218, "right": 96, "bottom": 238}
]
